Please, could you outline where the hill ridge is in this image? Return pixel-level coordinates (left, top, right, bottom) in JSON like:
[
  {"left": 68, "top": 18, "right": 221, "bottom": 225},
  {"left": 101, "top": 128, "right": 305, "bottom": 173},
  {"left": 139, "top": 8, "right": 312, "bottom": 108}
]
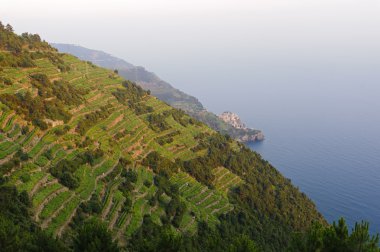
[
  {"left": 52, "top": 43, "right": 264, "bottom": 143},
  {"left": 0, "top": 24, "right": 325, "bottom": 251}
]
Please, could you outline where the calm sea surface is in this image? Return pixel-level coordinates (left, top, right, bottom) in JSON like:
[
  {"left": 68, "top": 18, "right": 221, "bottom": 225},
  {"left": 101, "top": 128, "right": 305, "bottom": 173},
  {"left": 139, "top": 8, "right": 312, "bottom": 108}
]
[
  {"left": 248, "top": 120, "right": 380, "bottom": 234},
  {"left": 242, "top": 76, "right": 380, "bottom": 234}
]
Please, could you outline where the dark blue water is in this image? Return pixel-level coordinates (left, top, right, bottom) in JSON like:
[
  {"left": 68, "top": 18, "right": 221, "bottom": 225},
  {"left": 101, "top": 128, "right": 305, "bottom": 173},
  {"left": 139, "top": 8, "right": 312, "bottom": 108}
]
[
  {"left": 240, "top": 75, "right": 380, "bottom": 234},
  {"left": 248, "top": 120, "right": 380, "bottom": 234}
]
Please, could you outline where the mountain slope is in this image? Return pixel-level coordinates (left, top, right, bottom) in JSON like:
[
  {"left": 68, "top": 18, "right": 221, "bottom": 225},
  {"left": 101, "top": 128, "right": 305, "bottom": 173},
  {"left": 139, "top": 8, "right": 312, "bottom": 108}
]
[
  {"left": 52, "top": 43, "right": 264, "bottom": 142},
  {"left": 0, "top": 24, "right": 324, "bottom": 251}
]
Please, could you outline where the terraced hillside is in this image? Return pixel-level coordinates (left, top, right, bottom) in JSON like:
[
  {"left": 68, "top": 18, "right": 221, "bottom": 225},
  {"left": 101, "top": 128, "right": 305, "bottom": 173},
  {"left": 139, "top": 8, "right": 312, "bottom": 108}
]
[
  {"left": 0, "top": 25, "right": 325, "bottom": 251},
  {"left": 52, "top": 43, "right": 264, "bottom": 143}
]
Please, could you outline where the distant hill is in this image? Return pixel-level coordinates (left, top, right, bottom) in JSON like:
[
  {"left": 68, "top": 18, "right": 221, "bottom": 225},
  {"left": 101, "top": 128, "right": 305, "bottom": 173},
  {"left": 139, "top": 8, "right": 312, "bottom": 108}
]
[
  {"left": 52, "top": 43, "right": 264, "bottom": 142},
  {"left": 0, "top": 23, "right": 329, "bottom": 251}
]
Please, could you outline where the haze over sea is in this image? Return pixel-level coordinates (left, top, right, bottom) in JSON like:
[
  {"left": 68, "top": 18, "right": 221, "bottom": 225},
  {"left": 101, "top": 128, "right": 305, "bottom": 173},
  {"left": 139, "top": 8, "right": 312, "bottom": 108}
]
[
  {"left": 245, "top": 78, "right": 380, "bottom": 235},
  {"left": 185, "top": 55, "right": 380, "bottom": 234}
]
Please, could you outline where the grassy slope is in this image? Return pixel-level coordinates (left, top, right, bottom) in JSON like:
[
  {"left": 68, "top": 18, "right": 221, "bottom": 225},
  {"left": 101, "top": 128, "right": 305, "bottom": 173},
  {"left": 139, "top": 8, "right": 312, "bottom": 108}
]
[
  {"left": 0, "top": 52, "right": 232, "bottom": 239},
  {"left": 0, "top": 33, "right": 324, "bottom": 250}
]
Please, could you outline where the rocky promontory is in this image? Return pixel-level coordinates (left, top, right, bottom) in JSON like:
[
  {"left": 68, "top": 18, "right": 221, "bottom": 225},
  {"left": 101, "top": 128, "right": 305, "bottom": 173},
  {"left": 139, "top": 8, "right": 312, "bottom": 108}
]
[{"left": 219, "top": 111, "right": 264, "bottom": 142}]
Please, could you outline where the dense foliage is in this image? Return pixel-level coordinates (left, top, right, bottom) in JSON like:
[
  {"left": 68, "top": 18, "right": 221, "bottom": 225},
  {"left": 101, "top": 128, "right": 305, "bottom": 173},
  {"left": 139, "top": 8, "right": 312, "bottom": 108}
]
[
  {"left": 142, "top": 151, "right": 177, "bottom": 177},
  {"left": 0, "top": 149, "right": 28, "bottom": 176},
  {"left": 112, "top": 80, "right": 154, "bottom": 115},
  {"left": 50, "top": 149, "right": 104, "bottom": 189},
  {"left": 73, "top": 219, "right": 119, "bottom": 252},
  {"left": 155, "top": 130, "right": 180, "bottom": 145},
  {"left": 128, "top": 215, "right": 259, "bottom": 252},
  {"left": 0, "top": 73, "right": 86, "bottom": 129},
  {"left": 30, "top": 74, "right": 86, "bottom": 105},
  {"left": 0, "top": 92, "right": 71, "bottom": 129},
  {"left": 146, "top": 109, "right": 198, "bottom": 133},
  {"left": 0, "top": 185, "right": 67, "bottom": 252},
  {"left": 288, "top": 218, "right": 380, "bottom": 252},
  {"left": 173, "top": 133, "right": 326, "bottom": 249},
  {"left": 76, "top": 105, "right": 113, "bottom": 135},
  {"left": 146, "top": 113, "right": 171, "bottom": 132},
  {"left": 1, "top": 183, "right": 377, "bottom": 252}
]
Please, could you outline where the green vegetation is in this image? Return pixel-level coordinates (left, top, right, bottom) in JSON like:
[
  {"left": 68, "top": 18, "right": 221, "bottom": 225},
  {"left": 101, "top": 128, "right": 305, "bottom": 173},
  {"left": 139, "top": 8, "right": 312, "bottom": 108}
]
[
  {"left": 142, "top": 151, "right": 177, "bottom": 177},
  {"left": 0, "top": 24, "right": 378, "bottom": 252},
  {"left": 0, "top": 91, "right": 71, "bottom": 129},
  {"left": 288, "top": 218, "right": 380, "bottom": 252},
  {"left": 73, "top": 218, "right": 119, "bottom": 252},
  {"left": 50, "top": 149, "right": 104, "bottom": 189},
  {"left": 76, "top": 105, "right": 113, "bottom": 135},
  {"left": 30, "top": 74, "right": 86, "bottom": 105},
  {"left": 0, "top": 185, "right": 67, "bottom": 251}
]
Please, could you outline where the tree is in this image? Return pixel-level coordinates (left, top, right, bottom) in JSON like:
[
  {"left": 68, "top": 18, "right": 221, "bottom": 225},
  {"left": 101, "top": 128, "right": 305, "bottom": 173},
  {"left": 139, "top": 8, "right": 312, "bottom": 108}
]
[
  {"left": 349, "top": 221, "right": 380, "bottom": 252},
  {"left": 0, "top": 186, "right": 67, "bottom": 252},
  {"left": 5, "top": 24, "right": 13, "bottom": 32},
  {"left": 73, "top": 218, "right": 119, "bottom": 252},
  {"left": 228, "top": 235, "right": 259, "bottom": 252},
  {"left": 288, "top": 218, "right": 380, "bottom": 252}
]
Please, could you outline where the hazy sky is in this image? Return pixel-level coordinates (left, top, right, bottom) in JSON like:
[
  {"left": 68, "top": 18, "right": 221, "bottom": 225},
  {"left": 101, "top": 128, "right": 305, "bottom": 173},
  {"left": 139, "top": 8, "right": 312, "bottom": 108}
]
[{"left": 1, "top": 0, "right": 380, "bottom": 115}]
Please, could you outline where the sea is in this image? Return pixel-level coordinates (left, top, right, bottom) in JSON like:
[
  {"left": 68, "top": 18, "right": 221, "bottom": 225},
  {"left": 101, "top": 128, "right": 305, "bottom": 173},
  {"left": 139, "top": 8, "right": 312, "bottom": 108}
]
[{"left": 241, "top": 77, "right": 380, "bottom": 234}]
